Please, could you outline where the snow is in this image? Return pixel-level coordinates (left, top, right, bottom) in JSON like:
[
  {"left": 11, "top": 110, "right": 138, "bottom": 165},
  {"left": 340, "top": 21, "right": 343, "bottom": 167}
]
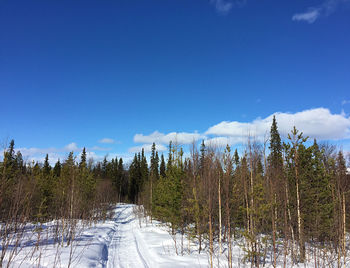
[
  {"left": 2, "top": 204, "right": 330, "bottom": 267},
  {"left": 4, "top": 204, "right": 211, "bottom": 267}
]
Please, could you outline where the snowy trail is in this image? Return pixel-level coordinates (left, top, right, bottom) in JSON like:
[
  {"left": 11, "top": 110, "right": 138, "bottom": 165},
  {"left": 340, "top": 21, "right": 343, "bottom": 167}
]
[
  {"left": 6, "top": 203, "right": 317, "bottom": 267},
  {"left": 104, "top": 204, "right": 153, "bottom": 268}
]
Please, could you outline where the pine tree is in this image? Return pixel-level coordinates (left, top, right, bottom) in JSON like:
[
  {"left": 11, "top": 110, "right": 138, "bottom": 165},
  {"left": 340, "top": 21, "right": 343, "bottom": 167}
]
[
  {"left": 53, "top": 160, "right": 61, "bottom": 178},
  {"left": 153, "top": 144, "right": 184, "bottom": 234},
  {"left": 167, "top": 141, "right": 173, "bottom": 170},
  {"left": 2, "top": 139, "right": 16, "bottom": 180},
  {"left": 199, "top": 140, "right": 206, "bottom": 173},
  {"left": 148, "top": 143, "right": 159, "bottom": 219},
  {"left": 129, "top": 154, "right": 141, "bottom": 203},
  {"left": 150, "top": 143, "right": 159, "bottom": 179},
  {"left": 79, "top": 147, "right": 87, "bottom": 169},
  {"left": 78, "top": 149, "right": 96, "bottom": 218},
  {"left": 269, "top": 115, "right": 283, "bottom": 170},
  {"left": 234, "top": 149, "right": 239, "bottom": 166},
  {"left": 38, "top": 154, "right": 53, "bottom": 221},
  {"left": 43, "top": 154, "right": 51, "bottom": 176},
  {"left": 308, "top": 139, "right": 333, "bottom": 242},
  {"left": 268, "top": 115, "right": 283, "bottom": 266},
  {"left": 160, "top": 154, "right": 166, "bottom": 178},
  {"left": 117, "top": 158, "right": 127, "bottom": 201}
]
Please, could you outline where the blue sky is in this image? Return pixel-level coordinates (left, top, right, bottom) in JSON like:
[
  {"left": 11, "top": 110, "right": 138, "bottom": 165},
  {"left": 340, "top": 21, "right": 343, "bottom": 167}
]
[{"left": 1, "top": 0, "right": 350, "bottom": 163}]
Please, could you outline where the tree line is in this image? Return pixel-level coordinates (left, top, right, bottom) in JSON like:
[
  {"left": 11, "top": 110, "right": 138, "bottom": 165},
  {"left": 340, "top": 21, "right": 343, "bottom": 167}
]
[
  {"left": 1, "top": 117, "right": 349, "bottom": 267},
  {"left": 134, "top": 117, "right": 350, "bottom": 267}
]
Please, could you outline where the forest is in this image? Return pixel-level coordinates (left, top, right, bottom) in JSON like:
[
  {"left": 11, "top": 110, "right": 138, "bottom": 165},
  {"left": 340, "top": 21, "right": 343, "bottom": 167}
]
[{"left": 1, "top": 116, "right": 349, "bottom": 267}]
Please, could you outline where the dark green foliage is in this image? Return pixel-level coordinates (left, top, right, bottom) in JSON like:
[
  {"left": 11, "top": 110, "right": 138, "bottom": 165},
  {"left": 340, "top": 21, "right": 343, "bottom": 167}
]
[
  {"left": 269, "top": 115, "right": 283, "bottom": 170},
  {"left": 128, "top": 153, "right": 142, "bottom": 203},
  {"left": 80, "top": 147, "right": 87, "bottom": 168},
  {"left": 53, "top": 160, "right": 61, "bottom": 178},
  {"left": 160, "top": 154, "right": 166, "bottom": 178},
  {"left": 150, "top": 143, "right": 159, "bottom": 180},
  {"left": 153, "top": 145, "right": 184, "bottom": 233}
]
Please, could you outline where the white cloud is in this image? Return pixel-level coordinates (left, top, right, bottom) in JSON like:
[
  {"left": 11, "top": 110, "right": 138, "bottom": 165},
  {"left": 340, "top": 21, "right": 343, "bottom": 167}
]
[
  {"left": 84, "top": 151, "right": 105, "bottom": 162},
  {"left": 98, "top": 138, "right": 115, "bottom": 144},
  {"left": 130, "top": 108, "right": 350, "bottom": 152},
  {"left": 211, "top": 0, "right": 233, "bottom": 14},
  {"left": 292, "top": 0, "right": 348, "bottom": 23},
  {"left": 15, "top": 142, "right": 83, "bottom": 164},
  {"left": 64, "top": 142, "right": 79, "bottom": 151},
  {"left": 129, "top": 143, "right": 167, "bottom": 153},
  {"left": 342, "top": 100, "right": 350, "bottom": 105},
  {"left": 206, "top": 108, "right": 350, "bottom": 141},
  {"left": 13, "top": 142, "right": 128, "bottom": 165},
  {"left": 17, "top": 142, "right": 81, "bottom": 157},
  {"left": 134, "top": 131, "right": 204, "bottom": 145},
  {"left": 89, "top": 146, "right": 112, "bottom": 151},
  {"left": 292, "top": 8, "right": 320, "bottom": 23},
  {"left": 204, "top": 136, "right": 247, "bottom": 147}
]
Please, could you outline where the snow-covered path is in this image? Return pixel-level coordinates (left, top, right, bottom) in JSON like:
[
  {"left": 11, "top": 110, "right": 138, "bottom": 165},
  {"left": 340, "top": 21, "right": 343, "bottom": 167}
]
[
  {"left": 7, "top": 203, "right": 312, "bottom": 267},
  {"left": 103, "top": 204, "right": 154, "bottom": 268},
  {"left": 7, "top": 203, "right": 210, "bottom": 267}
]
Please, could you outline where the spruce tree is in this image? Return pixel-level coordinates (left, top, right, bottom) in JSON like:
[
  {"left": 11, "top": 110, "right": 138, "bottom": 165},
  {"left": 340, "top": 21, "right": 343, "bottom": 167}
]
[
  {"left": 153, "top": 144, "right": 184, "bottom": 233},
  {"left": 160, "top": 154, "right": 166, "bottom": 178},
  {"left": 199, "top": 140, "right": 206, "bottom": 173},
  {"left": 53, "top": 160, "right": 61, "bottom": 178},
  {"left": 309, "top": 139, "right": 333, "bottom": 242},
  {"left": 234, "top": 149, "right": 239, "bottom": 166},
  {"left": 80, "top": 147, "right": 87, "bottom": 168},
  {"left": 129, "top": 154, "right": 141, "bottom": 203},
  {"left": 167, "top": 141, "right": 173, "bottom": 170},
  {"left": 38, "top": 154, "right": 53, "bottom": 220},
  {"left": 150, "top": 143, "right": 159, "bottom": 180},
  {"left": 43, "top": 154, "right": 51, "bottom": 176},
  {"left": 117, "top": 158, "right": 127, "bottom": 201},
  {"left": 269, "top": 115, "right": 283, "bottom": 169}
]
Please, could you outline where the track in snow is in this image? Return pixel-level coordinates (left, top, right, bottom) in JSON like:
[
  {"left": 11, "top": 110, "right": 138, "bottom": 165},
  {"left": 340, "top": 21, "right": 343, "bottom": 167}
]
[{"left": 102, "top": 204, "right": 152, "bottom": 268}]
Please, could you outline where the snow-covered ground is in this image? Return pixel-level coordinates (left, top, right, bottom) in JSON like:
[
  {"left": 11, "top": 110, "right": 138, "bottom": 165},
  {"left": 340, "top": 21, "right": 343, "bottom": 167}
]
[
  {"left": 4, "top": 204, "right": 213, "bottom": 267},
  {"left": 2, "top": 204, "right": 341, "bottom": 267}
]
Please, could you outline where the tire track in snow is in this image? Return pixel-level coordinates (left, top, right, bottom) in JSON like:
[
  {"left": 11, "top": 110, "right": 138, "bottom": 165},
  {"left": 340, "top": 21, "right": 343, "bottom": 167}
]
[
  {"left": 102, "top": 206, "right": 127, "bottom": 268},
  {"left": 103, "top": 204, "right": 150, "bottom": 268},
  {"left": 133, "top": 232, "right": 149, "bottom": 268}
]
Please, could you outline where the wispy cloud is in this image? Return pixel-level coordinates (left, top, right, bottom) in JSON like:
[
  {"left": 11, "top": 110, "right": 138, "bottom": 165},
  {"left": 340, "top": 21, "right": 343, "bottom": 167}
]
[
  {"left": 342, "top": 100, "right": 350, "bottom": 105},
  {"left": 15, "top": 142, "right": 82, "bottom": 164},
  {"left": 98, "top": 138, "right": 115, "bottom": 144},
  {"left": 134, "top": 131, "right": 204, "bottom": 145},
  {"left": 292, "top": 0, "right": 349, "bottom": 23},
  {"left": 129, "top": 144, "right": 167, "bottom": 153},
  {"left": 292, "top": 8, "right": 321, "bottom": 23},
  {"left": 89, "top": 146, "right": 112, "bottom": 151},
  {"left": 211, "top": 0, "right": 233, "bottom": 14},
  {"left": 18, "top": 142, "right": 81, "bottom": 157}
]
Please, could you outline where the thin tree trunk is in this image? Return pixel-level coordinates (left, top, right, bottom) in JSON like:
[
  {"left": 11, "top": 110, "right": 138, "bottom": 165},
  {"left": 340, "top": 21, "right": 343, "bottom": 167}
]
[
  {"left": 296, "top": 176, "right": 305, "bottom": 262},
  {"left": 249, "top": 143, "right": 257, "bottom": 267},
  {"left": 209, "top": 214, "right": 213, "bottom": 268},
  {"left": 272, "top": 205, "right": 277, "bottom": 268},
  {"left": 227, "top": 205, "right": 232, "bottom": 268},
  {"left": 286, "top": 182, "right": 295, "bottom": 262},
  {"left": 150, "top": 178, "right": 153, "bottom": 223},
  {"left": 343, "top": 193, "right": 346, "bottom": 267},
  {"left": 218, "top": 177, "right": 222, "bottom": 255}
]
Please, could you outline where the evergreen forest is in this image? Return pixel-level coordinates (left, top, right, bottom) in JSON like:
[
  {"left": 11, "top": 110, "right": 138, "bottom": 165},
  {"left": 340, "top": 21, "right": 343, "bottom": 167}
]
[{"left": 1, "top": 117, "right": 349, "bottom": 267}]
